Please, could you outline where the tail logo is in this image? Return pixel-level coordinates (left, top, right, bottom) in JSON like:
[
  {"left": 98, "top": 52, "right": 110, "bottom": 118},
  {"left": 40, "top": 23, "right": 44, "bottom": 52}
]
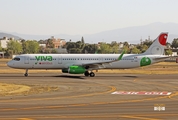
[
  {"left": 140, "top": 57, "right": 151, "bottom": 66},
  {"left": 159, "top": 33, "right": 168, "bottom": 46}
]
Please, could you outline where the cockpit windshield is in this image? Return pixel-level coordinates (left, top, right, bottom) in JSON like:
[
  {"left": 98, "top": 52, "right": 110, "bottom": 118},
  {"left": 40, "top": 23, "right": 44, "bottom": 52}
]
[{"left": 13, "top": 57, "right": 20, "bottom": 61}]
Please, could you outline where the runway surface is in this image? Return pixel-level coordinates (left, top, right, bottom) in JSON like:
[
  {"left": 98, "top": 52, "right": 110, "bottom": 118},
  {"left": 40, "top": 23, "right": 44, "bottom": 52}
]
[{"left": 0, "top": 73, "right": 178, "bottom": 120}]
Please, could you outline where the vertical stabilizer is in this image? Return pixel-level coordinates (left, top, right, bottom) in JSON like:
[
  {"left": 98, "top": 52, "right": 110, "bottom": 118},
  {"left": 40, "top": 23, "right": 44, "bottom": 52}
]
[{"left": 143, "top": 32, "right": 168, "bottom": 55}]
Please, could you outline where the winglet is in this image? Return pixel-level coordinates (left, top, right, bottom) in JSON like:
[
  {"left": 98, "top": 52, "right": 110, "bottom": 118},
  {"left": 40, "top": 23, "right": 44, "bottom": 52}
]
[{"left": 118, "top": 51, "right": 125, "bottom": 60}]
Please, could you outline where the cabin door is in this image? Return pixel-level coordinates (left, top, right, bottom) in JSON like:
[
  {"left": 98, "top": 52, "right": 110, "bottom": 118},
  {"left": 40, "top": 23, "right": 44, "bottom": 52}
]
[
  {"left": 24, "top": 56, "right": 29, "bottom": 64},
  {"left": 58, "top": 56, "right": 62, "bottom": 64},
  {"left": 98, "top": 57, "right": 103, "bottom": 61}
]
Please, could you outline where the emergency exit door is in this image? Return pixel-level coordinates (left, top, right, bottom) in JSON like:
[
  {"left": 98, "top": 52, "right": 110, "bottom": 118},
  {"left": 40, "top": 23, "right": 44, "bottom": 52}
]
[
  {"left": 24, "top": 56, "right": 29, "bottom": 64},
  {"left": 58, "top": 56, "right": 62, "bottom": 64}
]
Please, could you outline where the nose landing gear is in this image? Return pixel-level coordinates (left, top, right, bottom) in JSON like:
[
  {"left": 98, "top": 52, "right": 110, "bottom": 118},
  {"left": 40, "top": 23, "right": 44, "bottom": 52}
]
[{"left": 24, "top": 69, "right": 28, "bottom": 77}]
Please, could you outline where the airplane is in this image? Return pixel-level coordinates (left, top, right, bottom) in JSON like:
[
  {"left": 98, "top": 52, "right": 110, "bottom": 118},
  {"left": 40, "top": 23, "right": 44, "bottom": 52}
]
[{"left": 7, "top": 32, "right": 169, "bottom": 77}]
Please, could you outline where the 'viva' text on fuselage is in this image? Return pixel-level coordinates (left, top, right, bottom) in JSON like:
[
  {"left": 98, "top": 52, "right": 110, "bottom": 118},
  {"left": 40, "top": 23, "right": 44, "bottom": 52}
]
[{"left": 35, "top": 56, "right": 53, "bottom": 61}]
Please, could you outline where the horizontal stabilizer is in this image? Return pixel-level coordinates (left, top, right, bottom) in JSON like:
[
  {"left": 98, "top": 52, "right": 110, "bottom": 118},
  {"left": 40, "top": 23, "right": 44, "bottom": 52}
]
[{"left": 153, "top": 57, "right": 170, "bottom": 61}]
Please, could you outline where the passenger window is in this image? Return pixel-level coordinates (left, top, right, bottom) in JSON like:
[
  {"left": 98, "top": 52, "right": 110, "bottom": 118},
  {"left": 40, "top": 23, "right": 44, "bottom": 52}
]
[{"left": 13, "top": 57, "right": 20, "bottom": 61}]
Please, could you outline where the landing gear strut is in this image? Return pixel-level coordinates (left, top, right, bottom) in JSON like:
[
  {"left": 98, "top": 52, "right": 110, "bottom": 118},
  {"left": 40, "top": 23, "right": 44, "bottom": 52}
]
[
  {"left": 24, "top": 69, "right": 28, "bottom": 77},
  {"left": 84, "top": 71, "right": 95, "bottom": 77}
]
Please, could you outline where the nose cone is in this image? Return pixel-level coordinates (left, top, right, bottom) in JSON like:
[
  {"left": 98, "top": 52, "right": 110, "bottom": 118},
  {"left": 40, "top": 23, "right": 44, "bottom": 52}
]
[{"left": 7, "top": 61, "right": 13, "bottom": 68}]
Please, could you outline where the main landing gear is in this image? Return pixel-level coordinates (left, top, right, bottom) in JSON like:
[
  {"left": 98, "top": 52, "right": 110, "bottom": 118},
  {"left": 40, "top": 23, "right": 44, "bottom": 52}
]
[
  {"left": 24, "top": 69, "right": 28, "bottom": 77},
  {"left": 84, "top": 71, "right": 95, "bottom": 77}
]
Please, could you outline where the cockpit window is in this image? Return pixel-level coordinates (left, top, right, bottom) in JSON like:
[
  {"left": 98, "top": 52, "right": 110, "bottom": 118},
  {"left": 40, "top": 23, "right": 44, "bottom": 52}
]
[{"left": 13, "top": 57, "right": 20, "bottom": 61}]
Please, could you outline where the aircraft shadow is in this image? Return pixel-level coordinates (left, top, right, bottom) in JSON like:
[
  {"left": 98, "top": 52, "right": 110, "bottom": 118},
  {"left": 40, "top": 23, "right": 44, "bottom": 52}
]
[
  {"left": 94, "top": 75, "right": 138, "bottom": 78},
  {"left": 120, "top": 75, "right": 137, "bottom": 78},
  {"left": 0, "top": 74, "right": 85, "bottom": 79},
  {"left": 52, "top": 75, "right": 138, "bottom": 79},
  {"left": 53, "top": 75, "right": 85, "bottom": 79},
  {"left": 0, "top": 74, "right": 138, "bottom": 79}
]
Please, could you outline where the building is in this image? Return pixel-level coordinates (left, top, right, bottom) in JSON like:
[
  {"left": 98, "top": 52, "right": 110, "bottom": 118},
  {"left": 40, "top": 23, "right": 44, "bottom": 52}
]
[
  {"left": 39, "top": 44, "right": 46, "bottom": 48},
  {"left": 0, "top": 37, "right": 15, "bottom": 48},
  {"left": 0, "top": 37, "right": 9, "bottom": 48},
  {"left": 0, "top": 52, "right": 4, "bottom": 58},
  {"left": 165, "top": 48, "right": 178, "bottom": 56},
  {"left": 56, "top": 47, "right": 68, "bottom": 54},
  {"left": 46, "top": 36, "right": 66, "bottom": 48}
]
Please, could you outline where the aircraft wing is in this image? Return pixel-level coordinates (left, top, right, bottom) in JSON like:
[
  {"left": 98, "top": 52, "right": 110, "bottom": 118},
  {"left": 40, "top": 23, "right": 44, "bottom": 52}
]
[
  {"left": 153, "top": 56, "right": 170, "bottom": 61},
  {"left": 73, "top": 51, "right": 125, "bottom": 69}
]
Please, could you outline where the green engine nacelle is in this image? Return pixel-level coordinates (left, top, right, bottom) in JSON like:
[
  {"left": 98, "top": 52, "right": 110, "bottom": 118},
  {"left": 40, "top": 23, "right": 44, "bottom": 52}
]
[{"left": 62, "top": 66, "right": 86, "bottom": 74}]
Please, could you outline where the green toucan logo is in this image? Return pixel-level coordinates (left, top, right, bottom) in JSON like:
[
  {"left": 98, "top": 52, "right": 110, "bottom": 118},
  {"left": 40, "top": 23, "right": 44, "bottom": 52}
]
[
  {"left": 35, "top": 56, "right": 52, "bottom": 61},
  {"left": 140, "top": 57, "right": 151, "bottom": 66}
]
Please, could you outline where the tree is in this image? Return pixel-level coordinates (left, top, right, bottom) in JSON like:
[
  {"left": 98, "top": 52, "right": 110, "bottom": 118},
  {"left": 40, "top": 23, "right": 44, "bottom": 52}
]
[
  {"left": 69, "top": 48, "right": 81, "bottom": 53},
  {"left": 81, "top": 36, "right": 85, "bottom": 44},
  {"left": 165, "top": 49, "right": 172, "bottom": 56},
  {"left": 122, "top": 42, "right": 130, "bottom": 53},
  {"left": 136, "top": 44, "right": 148, "bottom": 53},
  {"left": 111, "top": 41, "right": 117, "bottom": 47},
  {"left": 65, "top": 42, "right": 76, "bottom": 53},
  {"left": 98, "top": 43, "right": 111, "bottom": 53},
  {"left": 111, "top": 43, "right": 118, "bottom": 53},
  {"left": 171, "top": 38, "right": 178, "bottom": 48},
  {"left": 51, "top": 49, "right": 57, "bottom": 53},
  {"left": 82, "top": 44, "right": 98, "bottom": 53},
  {"left": 141, "top": 44, "right": 148, "bottom": 53},
  {"left": 46, "top": 39, "right": 54, "bottom": 48},
  {"left": 166, "top": 42, "right": 171, "bottom": 48},
  {"left": 131, "top": 46, "right": 141, "bottom": 54},
  {"left": 43, "top": 48, "right": 57, "bottom": 53},
  {"left": 65, "top": 40, "right": 86, "bottom": 53},
  {"left": 0, "top": 42, "right": 2, "bottom": 51},
  {"left": 142, "top": 39, "right": 153, "bottom": 47},
  {"left": 21, "top": 39, "right": 26, "bottom": 54},
  {"left": 23, "top": 40, "right": 39, "bottom": 53},
  {"left": 76, "top": 41, "right": 83, "bottom": 50},
  {"left": 39, "top": 46, "right": 45, "bottom": 53},
  {"left": 123, "top": 45, "right": 129, "bottom": 53},
  {"left": 123, "top": 41, "right": 129, "bottom": 46},
  {"left": 81, "top": 37, "right": 85, "bottom": 50},
  {"left": 44, "top": 48, "right": 51, "bottom": 53},
  {"left": 38, "top": 40, "right": 46, "bottom": 44},
  {"left": 7, "top": 40, "right": 22, "bottom": 55}
]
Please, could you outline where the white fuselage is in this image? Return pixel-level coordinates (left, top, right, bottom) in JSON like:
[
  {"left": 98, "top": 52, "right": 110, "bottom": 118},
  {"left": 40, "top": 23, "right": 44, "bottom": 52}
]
[
  {"left": 7, "top": 54, "right": 164, "bottom": 69},
  {"left": 6, "top": 32, "right": 169, "bottom": 77}
]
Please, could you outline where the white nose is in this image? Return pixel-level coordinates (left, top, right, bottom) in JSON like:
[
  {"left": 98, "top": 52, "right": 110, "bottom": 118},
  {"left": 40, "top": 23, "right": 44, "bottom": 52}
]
[{"left": 7, "top": 61, "right": 13, "bottom": 67}]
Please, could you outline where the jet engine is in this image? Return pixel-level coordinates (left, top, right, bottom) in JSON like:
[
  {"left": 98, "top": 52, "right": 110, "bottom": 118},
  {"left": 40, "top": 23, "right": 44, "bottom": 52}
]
[{"left": 62, "top": 66, "right": 85, "bottom": 74}]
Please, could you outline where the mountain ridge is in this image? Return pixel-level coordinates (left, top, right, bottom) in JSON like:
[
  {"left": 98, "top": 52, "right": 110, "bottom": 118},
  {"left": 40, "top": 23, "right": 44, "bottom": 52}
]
[
  {"left": 0, "top": 32, "right": 21, "bottom": 40},
  {"left": 1, "top": 22, "right": 178, "bottom": 43}
]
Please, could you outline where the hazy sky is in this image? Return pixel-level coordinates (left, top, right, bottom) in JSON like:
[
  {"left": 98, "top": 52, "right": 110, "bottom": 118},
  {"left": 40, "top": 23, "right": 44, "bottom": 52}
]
[{"left": 0, "top": 0, "right": 178, "bottom": 35}]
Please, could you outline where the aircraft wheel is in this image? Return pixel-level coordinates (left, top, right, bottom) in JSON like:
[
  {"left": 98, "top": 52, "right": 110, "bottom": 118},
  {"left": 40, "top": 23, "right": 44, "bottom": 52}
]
[
  {"left": 90, "top": 72, "right": 95, "bottom": 77},
  {"left": 24, "top": 69, "right": 28, "bottom": 77},
  {"left": 24, "top": 73, "right": 28, "bottom": 77},
  {"left": 84, "top": 71, "right": 90, "bottom": 77}
]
